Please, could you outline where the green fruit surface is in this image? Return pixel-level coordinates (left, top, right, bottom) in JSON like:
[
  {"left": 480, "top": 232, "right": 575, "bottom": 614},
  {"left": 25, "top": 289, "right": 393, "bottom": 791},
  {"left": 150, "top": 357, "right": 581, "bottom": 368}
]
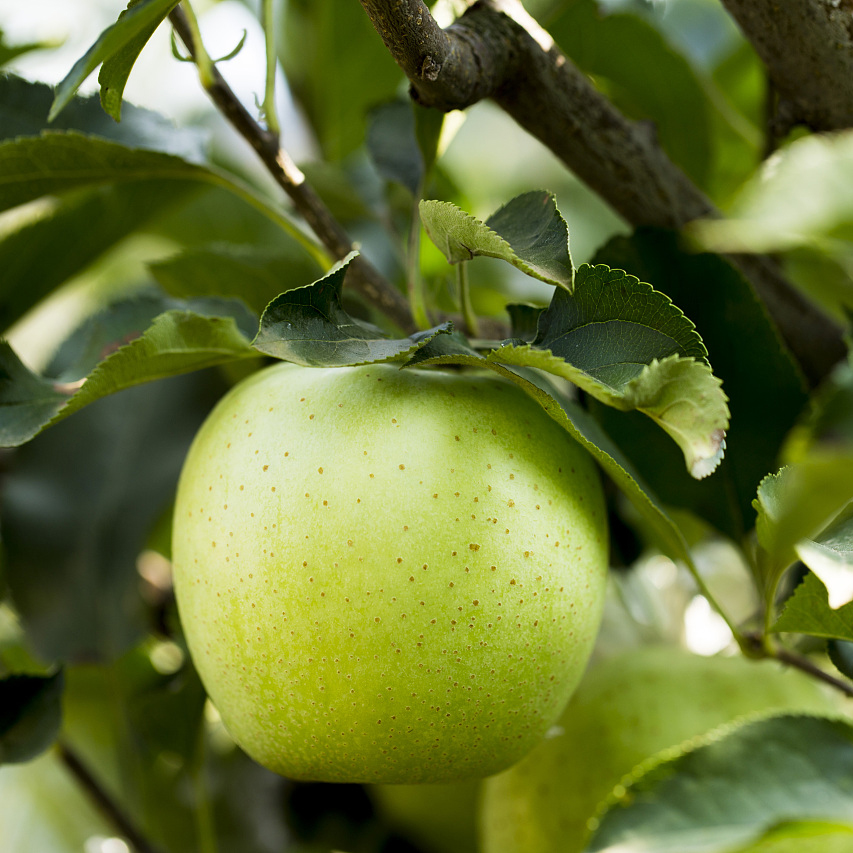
[
  {"left": 172, "top": 363, "right": 608, "bottom": 783},
  {"left": 480, "top": 645, "right": 839, "bottom": 853},
  {"left": 372, "top": 778, "right": 480, "bottom": 853}
]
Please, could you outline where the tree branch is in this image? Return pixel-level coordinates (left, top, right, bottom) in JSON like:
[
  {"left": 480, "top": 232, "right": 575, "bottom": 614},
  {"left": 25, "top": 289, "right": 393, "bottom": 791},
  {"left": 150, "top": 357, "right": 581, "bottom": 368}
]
[
  {"left": 168, "top": 5, "right": 415, "bottom": 333},
  {"left": 720, "top": 0, "right": 853, "bottom": 133},
  {"left": 359, "top": 0, "right": 845, "bottom": 385}
]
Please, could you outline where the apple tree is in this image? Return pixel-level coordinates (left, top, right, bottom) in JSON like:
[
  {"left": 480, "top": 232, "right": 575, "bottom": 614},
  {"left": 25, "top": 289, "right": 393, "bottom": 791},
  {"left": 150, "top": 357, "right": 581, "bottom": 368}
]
[{"left": 1, "top": 1, "right": 852, "bottom": 852}]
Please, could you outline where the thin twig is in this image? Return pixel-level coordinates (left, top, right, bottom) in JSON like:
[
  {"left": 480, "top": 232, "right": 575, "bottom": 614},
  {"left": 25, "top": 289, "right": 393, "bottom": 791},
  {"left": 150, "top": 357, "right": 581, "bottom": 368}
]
[
  {"left": 742, "top": 632, "right": 853, "bottom": 698},
  {"left": 58, "top": 740, "right": 165, "bottom": 853},
  {"left": 168, "top": 4, "right": 415, "bottom": 333}
]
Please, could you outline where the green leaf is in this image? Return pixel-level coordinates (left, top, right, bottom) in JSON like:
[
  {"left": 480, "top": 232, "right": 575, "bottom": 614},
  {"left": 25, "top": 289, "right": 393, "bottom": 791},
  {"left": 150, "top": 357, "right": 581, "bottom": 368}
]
[
  {"left": 404, "top": 336, "right": 691, "bottom": 563},
  {"left": 487, "top": 264, "right": 727, "bottom": 478},
  {"left": 773, "top": 573, "right": 853, "bottom": 642},
  {"left": 545, "top": 0, "right": 713, "bottom": 189},
  {"left": 592, "top": 228, "right": 807, "bottom": 541},
  {"left": 0, "top": 131, "right": 317, "bottom": 261},
  {"left": 0, "top": 344, "right": 66, "bottom": 448},
  {"left": 99, "top": 0, "right": 177, "bottom": 122},
  {"left": 0, "top": 297, "right": 258, "bottom": 448},
  {"left": 796, "top": 502, "right": 853, "bottom": 609},
  {"left": 253, "top": 254, "right": 453, "bottom": 367},
  {"left": 50, "top": 0, "right": 180, "bottom": 122},
  {"left": 0, "top": 672, "right": 64, "bottom": 764},
  {"left": 0, "top": 74, "right": 206, "bottom": 157},
  {"left": 420, "top": 192, "right": 573, "bottom": 289},
  {"left": 281, "top": 0, "right": 403, "bottom": 161},
  {"left": 149, "top": 242, "right": 324, "bottom": 317},
  {"left": 754, "top": 466, "right": 853, "bottom": 602},
  {"left": 0, "top": 132, "right": 211, "bottom": 214},
  {"left": 588, "top": 714, "right": 853, "bottom": 853},
  {"left": 0, "top": 181, "right": 200, "bottom": 333},
  {"left": 691, "top": 130, "right": 853, "bottom": 254},
  {"left": 1, "top": 370, "right": 228, "bottom": 661},
  {"left": 367, "top": 100, "right": 425, "bottom": 196},
  {"left": 506, "top": 303, "right": 544, "bottom": 343},
  {"left": 0, "top": 30, "right": 56, "bottom": 68}
]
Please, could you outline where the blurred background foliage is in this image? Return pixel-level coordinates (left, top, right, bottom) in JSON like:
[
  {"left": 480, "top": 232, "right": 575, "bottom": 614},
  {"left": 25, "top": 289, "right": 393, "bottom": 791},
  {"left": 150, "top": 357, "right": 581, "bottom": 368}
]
[{"left": 0, "top": 0, "right": 851, "bottom": 851}]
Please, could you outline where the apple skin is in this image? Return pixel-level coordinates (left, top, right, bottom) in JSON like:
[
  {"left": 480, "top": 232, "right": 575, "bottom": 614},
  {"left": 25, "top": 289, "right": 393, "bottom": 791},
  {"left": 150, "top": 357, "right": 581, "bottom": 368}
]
[
  {"left": 171, "top": 363, "right": 608, "bottom": 784},
  {"left": 371, "top": 779, "right": 480, "bottom": 853},
  {"left": 480, "top": 645, "right": 839, "bottom": 853}
]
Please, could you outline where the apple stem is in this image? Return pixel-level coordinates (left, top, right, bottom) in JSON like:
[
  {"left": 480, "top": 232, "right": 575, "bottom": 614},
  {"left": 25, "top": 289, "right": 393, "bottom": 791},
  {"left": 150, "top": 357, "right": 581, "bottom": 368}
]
[
  {"left": 58, "top": 739, "right": 166, "bottom": 853},
  {"left": 457, "top": 260, "right": 480, "bottom": 338}
]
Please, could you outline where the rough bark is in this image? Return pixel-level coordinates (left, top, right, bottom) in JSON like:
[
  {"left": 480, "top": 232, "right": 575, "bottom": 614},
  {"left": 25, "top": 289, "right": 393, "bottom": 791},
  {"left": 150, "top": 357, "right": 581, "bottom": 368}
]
[
  {"left": 359, "top": 0, "right": 845, "bottom": 384},
  {"left": 721, "top": 0, "right": 853, "bottom": 132}
]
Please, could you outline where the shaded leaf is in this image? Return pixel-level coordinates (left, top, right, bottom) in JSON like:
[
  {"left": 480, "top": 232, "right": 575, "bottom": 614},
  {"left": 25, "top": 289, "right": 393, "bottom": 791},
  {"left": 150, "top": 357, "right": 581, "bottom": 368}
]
[
  {"left": 50, "top": 0, "right": 180, "bottom": 121},
  {"left": 829, "top": 641, "right": 853, "bottom": 680},
  {"left": 0, "top": 297, "right": 258, "bottom": 447},
  {"left": 0, "top": 344, "right": 66, "bottom": 448},
  {"left": 0, "top": 671, "right": 63, "bottom": 764},
  {"left": 0, "top": 74, "right": 206, "bottom": 157},
  {"left": 0, "top": 132, "right": 213, "bottom": 214},
  {"left": 773, "top": 572, "right": 853, "bottom": 642},
  {"left": 0, "top": 181, "right": 200, "bottom": 333},
  {"left": 592, "top": 229, "right": 807, "bottom": 541},
  {"left": 588, "top": 714, "right": 853, "bottom": 853},
  {"left": 404, "top": 336, "right": 691, "bottom": 563},
  {"left": 1, "top": 370, "right": 227, "bottom": 661},
  {"left": 254, "top": 254, "right": 452, "bottom": 366},
  {"left": 149, "top": 242, "right": 323, "bottom": 317},
  {"left": 420, "top": 192, "right": 573, "bottom": 289},
  {"left": 506, "top": 303, "right": 543, "bottom": 343},
  {"left": 367, "top": 100, "right": 424, "bottom": 196},
  {"left": 546, "top": 0, "right": 713, "bottom": 188},
  {"left": 281, "top": 0, "right": 402, "bottom": 161}
]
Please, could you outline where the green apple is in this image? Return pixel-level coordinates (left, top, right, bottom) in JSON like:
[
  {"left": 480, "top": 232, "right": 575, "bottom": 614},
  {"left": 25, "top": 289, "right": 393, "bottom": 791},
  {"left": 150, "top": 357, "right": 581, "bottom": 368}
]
[
  {"left": 172, "top": 363, "right": 608, "bottom": 784},
  {"left": 481, "top": 645, "right": 839, "bottom": 853},
  {"left": 371, "top": 778, "right": 480, "bottom": 853}
]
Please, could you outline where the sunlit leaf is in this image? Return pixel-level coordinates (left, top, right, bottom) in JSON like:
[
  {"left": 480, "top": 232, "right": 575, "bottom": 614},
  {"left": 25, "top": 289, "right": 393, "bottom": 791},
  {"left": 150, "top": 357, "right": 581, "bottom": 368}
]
[
  {"left": 420, "top": 192, "right": 573, "bottom": 289},
  {"left": 773, "top": 572, "right": 853, "bottom": 642}
]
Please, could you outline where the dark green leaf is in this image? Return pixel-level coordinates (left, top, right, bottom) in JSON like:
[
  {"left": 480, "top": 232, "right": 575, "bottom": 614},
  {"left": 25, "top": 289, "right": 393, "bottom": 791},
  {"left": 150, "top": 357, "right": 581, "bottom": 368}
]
[
  {"left": 0, "top": 344, "right": 66, "bottom": 448},
  {"left": 488, "top": 264, "right": 727, "bottom": 478},
  {"left": 0, "top": 132, "right": 212, "bottom": 214},
  {"left": 413, "top": 101, "right": 445, "bottom": 177},
  {"left": 367, "top": 100, "right": 424, "bottom": 196},
  {"left": 50, "top": 0, "right": 180, "bottom": 121},
  {"left": 254, "top": 254, "right": 453, "bottom": 366},
  {"left": 0, "top": 671, "right": 63, "bottom": 763},
  {"left": 150, "top": 242, "right": 324, "bottom": 316},
  {"left": 592, "top": 228, "right": 807, "bottom": 540},
  {"left": 773, "top": 573, "right": 853, "bottom": 642},
  {"left": 0, "top": 74, "right": 206, "bottom": 157},
  {"left": 506, "top": 303, "right": 543, "bottom": 343},
  {"left": 545, "top": 0, "right": 713, "bottom": 187},
  {"left": 0, "top": 181, "right": 200, "bottom": 333},
  {"left": 281, "top": 0, "right": 403, "bottom": 160},
  {"left": 404, "top": 336, "right": 691, "bottom": 563},
  {"left": 1, "top": 370, "right": 227, "bottom": 661},
  {"left": 829, "top": 641, "right": 853, "bottom": 680},
  {"left": 420, "top": 192, "right": 573, "bottom": 289},
  {"left": 588, "top": 714, "right": 853, "bottom": 853},
  {"left": 0, "top": 296, "right": 257, "bottom": 447},
  {"left": 99, "top": 0, "right": 177, "bottom": 122}
]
